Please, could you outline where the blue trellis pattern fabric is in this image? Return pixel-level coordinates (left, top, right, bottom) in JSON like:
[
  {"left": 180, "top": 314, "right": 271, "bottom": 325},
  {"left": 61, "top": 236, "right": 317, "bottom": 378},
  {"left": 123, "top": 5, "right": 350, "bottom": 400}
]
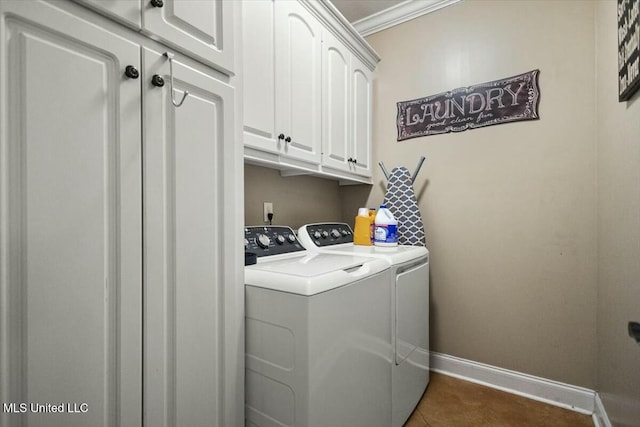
[{"left": 383, "top": 167, "right": 425, "bottom": 246}]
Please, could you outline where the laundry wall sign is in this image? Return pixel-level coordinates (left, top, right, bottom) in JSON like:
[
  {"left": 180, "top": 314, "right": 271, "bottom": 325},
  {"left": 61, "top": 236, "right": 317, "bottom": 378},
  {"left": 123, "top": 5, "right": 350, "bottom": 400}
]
[{"left": 396, "top": 70, "right": 540, "bottom": 141}]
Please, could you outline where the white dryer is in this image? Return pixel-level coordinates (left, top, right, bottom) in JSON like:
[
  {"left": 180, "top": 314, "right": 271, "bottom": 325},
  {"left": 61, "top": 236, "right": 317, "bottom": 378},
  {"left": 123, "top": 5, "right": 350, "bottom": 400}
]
[
  {"left": 298, "top": 223, "right": 430, "bottom": 427},
  {"left": 244, "top": 226, "right": 392, "bottom": 427}
]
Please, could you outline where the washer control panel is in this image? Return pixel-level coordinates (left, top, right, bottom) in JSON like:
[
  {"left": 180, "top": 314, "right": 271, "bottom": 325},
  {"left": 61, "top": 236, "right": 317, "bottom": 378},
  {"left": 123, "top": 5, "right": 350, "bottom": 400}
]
[
  {"left": 245, "top": 226, "right": 305, "bottom": 257},
  {"left": 300, "top": 223, "right": 353, "bottom": 247}
]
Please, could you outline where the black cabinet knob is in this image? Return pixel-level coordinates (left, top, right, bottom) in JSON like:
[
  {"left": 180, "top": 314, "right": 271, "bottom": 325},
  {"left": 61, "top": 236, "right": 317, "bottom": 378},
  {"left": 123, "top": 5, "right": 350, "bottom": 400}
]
[
  {"left": 151, "top": 74, "right": 165, "bottom": 87},
  {"left": 348, "top": 157, "right": 353, "bottom": 163},
  {"left": 353, "top": 158, "right": 357, "bottom": 164},
  {"left": 125, "top": 65, "right": 139, "bottom": 79},
  {"left": 150, "top": 0, "right": 164, "bottom": 7},
  {"left": 278, "top": 134, "right": 285, "bottom": 140},
  {"left": 285, "top": 136, "right": 291, "bottom": 143}
]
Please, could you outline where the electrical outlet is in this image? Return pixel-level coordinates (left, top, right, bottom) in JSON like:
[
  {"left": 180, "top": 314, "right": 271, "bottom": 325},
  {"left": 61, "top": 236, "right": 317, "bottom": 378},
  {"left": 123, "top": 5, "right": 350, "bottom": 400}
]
[{"left": 263, "top": 202, "right": 273, "bottom": 222}]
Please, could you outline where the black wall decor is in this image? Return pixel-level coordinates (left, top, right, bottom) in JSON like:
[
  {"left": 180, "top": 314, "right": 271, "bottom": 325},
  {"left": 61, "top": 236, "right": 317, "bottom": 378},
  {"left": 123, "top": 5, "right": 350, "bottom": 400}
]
[
  {"left": 619, "top": 0, "right": 640, "bottom": 101},
  {"left": 396, "top": 70, "right": 540, "bottom": 141}
]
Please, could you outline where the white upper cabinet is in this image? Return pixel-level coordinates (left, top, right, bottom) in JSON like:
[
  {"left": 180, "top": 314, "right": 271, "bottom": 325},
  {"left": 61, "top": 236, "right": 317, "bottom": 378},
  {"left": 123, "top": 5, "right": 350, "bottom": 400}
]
[
  {"left": 242, "top": 0, "right": 278, "bottom": 154},
  {"left": 321, "top": 29, "right": 373, "bottom": 177},
  {"left": 145, "top": 0, "right": 234, "bottom": 74},
  {"left": 242, "top": 0, "right": 378, "bottom": 184},
  {"left": 274, "top": 0, "right": 322, "bottom": 165},
  {"left": 350, "top": 55, "right": 373, "bottom": 177},
  {"left": 321, "top": 28, "right": 351, "bottom": 172},
  {"left": 243, "top": 0, "right": 322, "bottom": 166},
  {"left": 75, "top": 0, "right": 234, "bottom": 74}
]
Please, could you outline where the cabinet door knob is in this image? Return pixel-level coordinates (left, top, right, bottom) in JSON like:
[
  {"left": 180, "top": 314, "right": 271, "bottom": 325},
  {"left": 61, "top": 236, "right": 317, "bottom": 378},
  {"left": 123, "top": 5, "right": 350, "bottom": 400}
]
[
  {"left": 353, "top": 158, "right": 357, "bottom": 164},
  {"left": 348, "top": 157, "right": 353, "bottom": 163},
  {"left": 125, "top": 65, "right": 139, "bottom": 79},
  {"left": 150, "top": 0, "right": 164, "bottom": 7},
  {"left": 285, "top": 136, "right": 291, "bottom": 143},
  {"left": 278, "top": 134, "right": 285, "bottom": 140},
  {"left": 151, "top": 74, "right": 165, "bottom": 87}
]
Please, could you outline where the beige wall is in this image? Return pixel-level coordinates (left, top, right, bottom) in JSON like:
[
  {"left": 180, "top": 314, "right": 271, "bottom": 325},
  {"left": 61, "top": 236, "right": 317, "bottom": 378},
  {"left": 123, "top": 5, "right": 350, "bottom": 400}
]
[
  {"left": 352, "top": 0, "right": 599, "bottom": 388},
  {"left": 595, "top": 1, "right": 640, "bottom": 424},
  {"left": 244, "top": 164, "right": 342, "bottom": 229}
]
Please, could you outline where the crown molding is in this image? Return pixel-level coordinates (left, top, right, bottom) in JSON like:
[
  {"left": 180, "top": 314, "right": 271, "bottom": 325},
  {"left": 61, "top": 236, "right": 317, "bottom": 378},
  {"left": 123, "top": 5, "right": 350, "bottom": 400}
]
[{"left": 353, "top": 0, "right": 462, "bottom": 37}]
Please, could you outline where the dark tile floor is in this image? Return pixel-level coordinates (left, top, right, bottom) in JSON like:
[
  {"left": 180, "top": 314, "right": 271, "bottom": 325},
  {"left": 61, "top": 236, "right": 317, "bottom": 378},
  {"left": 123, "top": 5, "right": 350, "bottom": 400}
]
[{"left": 405, "top": 372, "right": 594, "bottom": 426}]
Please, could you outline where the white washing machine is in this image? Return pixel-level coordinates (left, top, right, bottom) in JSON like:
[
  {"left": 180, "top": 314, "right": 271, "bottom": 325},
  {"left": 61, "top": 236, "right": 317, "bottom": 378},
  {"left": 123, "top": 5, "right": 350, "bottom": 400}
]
[
  {"left": 244, "top": 226, "right": 392, "bottom": 427},
  {"left": 298, "top": 223, "right": 430, "bottom": 427}
]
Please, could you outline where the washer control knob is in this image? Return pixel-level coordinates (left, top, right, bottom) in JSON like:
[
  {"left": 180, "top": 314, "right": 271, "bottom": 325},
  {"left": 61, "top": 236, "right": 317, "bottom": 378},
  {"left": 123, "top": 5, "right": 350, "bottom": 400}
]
[
  {"left": 330, "top": 229, "right": 340, "bottom": 239},
  {"left": 244, "top": 238, "right": 250, "bottom": 249},
  {"left": 287, "top": 234, "right": 297, "bottom": 243},
  {"left": 276, "top": 235, "right": 285, "bottom": 245},
  {"left": 257, "top": 234, "right": 271, "bottom": 248},
  {"left": 321, "top": 230, "right": 329, "bottom": 238},
  {"left": 313, "top": 231, "right": 321, "bottom": 239},
  {"left": 341, "top": 229, "right": 349, "bottom": 236}
]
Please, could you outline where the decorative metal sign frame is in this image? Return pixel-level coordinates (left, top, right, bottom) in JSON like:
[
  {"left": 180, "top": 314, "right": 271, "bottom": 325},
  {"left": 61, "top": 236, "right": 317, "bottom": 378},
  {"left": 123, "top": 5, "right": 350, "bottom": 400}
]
[
  {"left": 618, "top": 0, "right": 640, "bottom": 101},
  {"left": 396, "top": 70, "right": 540, "bottom": 141}
]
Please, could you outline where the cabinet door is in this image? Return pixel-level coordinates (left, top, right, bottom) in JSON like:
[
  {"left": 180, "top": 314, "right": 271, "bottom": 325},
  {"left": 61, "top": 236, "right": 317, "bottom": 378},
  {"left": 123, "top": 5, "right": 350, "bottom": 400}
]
[
  {"left": 321, "top": 29, "right": 351, "bottom": 173},
  {"left": 351, "top": 55, "right": 373, "bottom": 177},
  {"left": 0, "top": 2, "right": 142, "bottom": 427},
  {"left": 143, "top": 48, "right": 240, "bottom": 427},
  {"left": 144, "top": 0, "right": 234, "bottom": 75},
  {"left": 242, "top": 0, "right": 278, "bottom": 155},
  {"left": 73, "top": 0, "right": 142, "bottom": 29},
  {"left": 275, "top": 1, "right": 322, "bottom": 164}
]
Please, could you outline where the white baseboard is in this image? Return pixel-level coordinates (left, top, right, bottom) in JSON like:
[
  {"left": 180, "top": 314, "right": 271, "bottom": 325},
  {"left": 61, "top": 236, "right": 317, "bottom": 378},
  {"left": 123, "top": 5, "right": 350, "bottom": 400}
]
[
  {"left": 429, "top": 352, "right": 595, "bottom": 415},
  {"left": 592, "top": 392, "right": 613, "bottom": 427}
]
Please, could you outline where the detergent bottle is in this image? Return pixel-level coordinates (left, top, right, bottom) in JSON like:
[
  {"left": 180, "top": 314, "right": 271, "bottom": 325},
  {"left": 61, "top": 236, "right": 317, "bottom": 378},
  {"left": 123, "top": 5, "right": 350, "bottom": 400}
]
[
  {"left": 374, "top": 205, "right": 398, "bottom": 247},
  {"left": 353, "top": 208, "right": 372, "bottom": 246}
]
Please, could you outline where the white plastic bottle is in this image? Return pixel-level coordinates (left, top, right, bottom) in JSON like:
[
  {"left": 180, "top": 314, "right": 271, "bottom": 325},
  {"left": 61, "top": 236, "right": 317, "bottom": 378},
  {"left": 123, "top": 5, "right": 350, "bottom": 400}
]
[{"left": 374, "top": 205, "right": 398, "bottom": 247}]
